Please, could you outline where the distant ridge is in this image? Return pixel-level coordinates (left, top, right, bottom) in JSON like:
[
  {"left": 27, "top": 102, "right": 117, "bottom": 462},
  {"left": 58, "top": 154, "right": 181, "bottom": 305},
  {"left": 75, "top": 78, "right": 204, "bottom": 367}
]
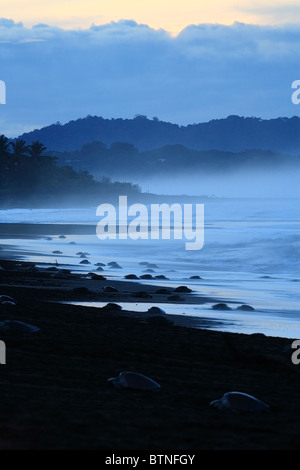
[{"left": 17, "top": 115, "right": 300, "bottom": 155}]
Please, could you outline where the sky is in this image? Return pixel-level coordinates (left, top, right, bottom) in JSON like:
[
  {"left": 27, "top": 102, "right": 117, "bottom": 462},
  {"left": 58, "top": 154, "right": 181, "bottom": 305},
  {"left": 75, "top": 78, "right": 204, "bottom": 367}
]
[
  {"left": 1, "top": 0, "right": 300, "bottom": 33},
  {"left": 0, "top": 1, "right": 299, "bottom": 137}
]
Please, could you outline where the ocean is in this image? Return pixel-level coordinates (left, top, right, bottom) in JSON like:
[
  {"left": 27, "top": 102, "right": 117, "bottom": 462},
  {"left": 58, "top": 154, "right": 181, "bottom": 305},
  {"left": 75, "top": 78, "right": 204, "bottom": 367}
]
[{"left": 0, "top": 197, "right": 299, "bottom": 339}]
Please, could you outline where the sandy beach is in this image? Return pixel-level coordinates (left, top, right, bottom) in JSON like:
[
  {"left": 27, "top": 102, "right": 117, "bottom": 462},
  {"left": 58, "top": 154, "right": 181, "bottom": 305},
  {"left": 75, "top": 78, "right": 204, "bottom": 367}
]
[{"left": 0, "top": 255, "right": 299, "bottom": 450}]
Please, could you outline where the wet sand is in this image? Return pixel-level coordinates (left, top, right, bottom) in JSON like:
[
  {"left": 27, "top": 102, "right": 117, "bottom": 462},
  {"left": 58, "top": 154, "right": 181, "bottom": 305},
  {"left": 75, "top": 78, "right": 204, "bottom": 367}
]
[{"left": 0, "top": 258, "right": 299, "bottom": 450}]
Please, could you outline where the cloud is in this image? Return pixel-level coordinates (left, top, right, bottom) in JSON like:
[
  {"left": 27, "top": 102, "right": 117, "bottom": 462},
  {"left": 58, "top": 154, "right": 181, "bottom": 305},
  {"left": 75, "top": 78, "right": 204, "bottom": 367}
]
[
  {"left": 235, "top": 3, "right": 300, "bottom": 24},
  {"left": 0, "top": 18, "right": 299, "bottom": 137}
]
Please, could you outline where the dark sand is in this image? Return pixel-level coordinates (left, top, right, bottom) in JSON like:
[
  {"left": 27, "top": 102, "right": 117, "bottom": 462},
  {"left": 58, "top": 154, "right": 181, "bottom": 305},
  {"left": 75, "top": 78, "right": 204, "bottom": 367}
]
[{"left": 0, "top": 259, "right": 299, "bottom": 450}]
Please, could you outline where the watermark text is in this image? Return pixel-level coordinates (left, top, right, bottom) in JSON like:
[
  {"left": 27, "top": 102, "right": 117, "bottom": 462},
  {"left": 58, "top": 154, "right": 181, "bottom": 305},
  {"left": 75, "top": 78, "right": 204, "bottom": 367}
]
[
  {"left": 0, "top": 340, "right": 6, "bottom": 364},
  {"left": 96, "top": 196, "right": 204, "bottom": 251},
  {"left": 291, "top": 340, "right": 300, "bottom": 365},
  {"left": 291, "top": 80, "right": 300, "bottom": 105},
  {"left": 0, "top": 80, "right": 6, "bottom": 104}
]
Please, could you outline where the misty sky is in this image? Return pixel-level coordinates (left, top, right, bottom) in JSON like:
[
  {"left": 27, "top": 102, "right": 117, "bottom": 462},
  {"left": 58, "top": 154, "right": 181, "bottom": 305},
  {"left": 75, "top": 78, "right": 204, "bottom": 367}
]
[{"left": 0, "top": 1, "right": 299, "bottom": 137}]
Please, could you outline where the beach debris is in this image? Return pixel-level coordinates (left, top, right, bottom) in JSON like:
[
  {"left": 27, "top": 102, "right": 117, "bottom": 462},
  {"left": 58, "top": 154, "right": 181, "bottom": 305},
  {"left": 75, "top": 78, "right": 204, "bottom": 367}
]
[
  {"left": 96, "top": 266, "right": 104, "bottom": 271},
  {"left": 139, "top": 262, "right": 149, "bottom": 266},
  {"left": 237, "top": 304, "right": 255, "bottom": 311},
  {"left": 69, "top": 242, "right": 76, "bottom": 245},
  {"left": 125, "top": 274, "right": 139, "bottom": 280},
  {"left": 0, "top": 320, "right": 40, "bottom": 334},
  {"left": 190, "top": 275, "right": 202, "bottom": 280},
  {"left": 76, "top": 252, "right": 90, "bottom": 256},
  {"left": 210, "top": 391, "right": 270, "bottom": 412},
  {"left": 140, "top": 274, "right": 154, "bottom": 280},
  {"left": 155, "top": 275, "right": 169, "bottom": 280},
  {"left": 147, "top": 306, "right": 166, "bottom": 315},
  {"left": 59, "top": 235, "right": 66, "bottom": 239},
  {"left": 260, "top": 275, "right": 273, "bottom": 279},
  {"left": 168, "top": 295, "right": 183, "bottom": 301},
  {"left": 134, "top": 292, "right": 152, "bottom": 299},
  {"left": 174, "top": 286, "right": 192, "bottom": 293},
  {"left": 0, "top": 295, "right": 16, "bottom": 305},
  {"left": 148, "top": 263, "right": 159, "bottom": 269},
  {"left": 144, "top": 268, "right": 155, "bottom": 273},
  {"left": 95, "top": 262, "right": 106, "bottom": 267},
  {"left": 103, "top": 303, "right": 122, "bottom": 312},
  {"left": 80, "top": 259, "right": 91, "bottom": 265},
  {"left": 44, "top": 237, "right": 52, "bottom": 241},
  {"left": 103, "top": 286, "right": 118, "bottom": 293},
  {"left": 147, "top": 316, "right": 173, "bottom": 326},
  {"left": 156, "top": 288, "right": 171, "bottom": 294},
  {"left": 52, "top": 250, "right": 63, "bottom": 254},
  {"left": 108, "top": 371, "right": 160, "bottom": 391},
  {"left": 80, "top": 254, "right": 89, "bottom": 258},
  {"left": 212, "top": 303, "right": 232, "bottom": 311}
]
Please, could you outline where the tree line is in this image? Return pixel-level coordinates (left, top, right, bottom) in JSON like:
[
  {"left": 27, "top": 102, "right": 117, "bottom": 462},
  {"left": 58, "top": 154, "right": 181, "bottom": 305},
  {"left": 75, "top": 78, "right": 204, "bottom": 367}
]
[{"left": 0, "top": 135, "right": 140, "bottom": 208}]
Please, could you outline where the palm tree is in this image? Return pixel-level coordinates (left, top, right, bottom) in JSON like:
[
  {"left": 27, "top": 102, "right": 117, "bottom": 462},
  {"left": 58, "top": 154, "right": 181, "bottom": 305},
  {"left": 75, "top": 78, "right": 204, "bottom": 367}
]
[
  {"left": 0, "top": 134, "right": 10, "bottom": 157},
  {"left": 10, "top": 139, "right": 28, "bottom": 158},
  {"left": 28, "top": 141, "right": 47, "bottom": 158}
]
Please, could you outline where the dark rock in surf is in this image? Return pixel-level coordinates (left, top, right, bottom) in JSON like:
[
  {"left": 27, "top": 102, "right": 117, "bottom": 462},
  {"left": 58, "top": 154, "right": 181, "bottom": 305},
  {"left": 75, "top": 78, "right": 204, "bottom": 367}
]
[
  {"left": 174, "top": 286, "right": 192, "bottom": 293},
  {"left": 237, "top": 304, "right": 255, "bottom": 311},
  {"left": 90, "top": 274, "right": 106, "bottom": 281},
  {"left": 103, "top": 303, "right": 122, "bottom": 312},
  {"left": 212, "top": 303, "right": 232, "bottom": 311},
  {"left": 147, "top": 307, "right": 166, "bottom": 315}
]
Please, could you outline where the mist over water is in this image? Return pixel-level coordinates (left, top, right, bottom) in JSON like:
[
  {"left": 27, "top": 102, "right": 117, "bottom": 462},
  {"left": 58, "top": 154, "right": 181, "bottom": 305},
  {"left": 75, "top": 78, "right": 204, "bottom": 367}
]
[{"left": 133, "top": 167, "right": 300, "bottom": 198}]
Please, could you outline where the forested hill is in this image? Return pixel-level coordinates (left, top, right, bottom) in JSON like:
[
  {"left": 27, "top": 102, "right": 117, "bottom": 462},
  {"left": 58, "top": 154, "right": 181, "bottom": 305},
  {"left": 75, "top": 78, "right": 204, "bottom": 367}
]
[{"left": 18, "top": 115, "right": 300, "bottom": 155}]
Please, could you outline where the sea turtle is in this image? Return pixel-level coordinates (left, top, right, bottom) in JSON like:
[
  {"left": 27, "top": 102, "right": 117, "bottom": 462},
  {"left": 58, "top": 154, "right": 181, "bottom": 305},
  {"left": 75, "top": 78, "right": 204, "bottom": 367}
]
[
  {"left": 147, "top": 306, "right": 166, "bottom": 315},
  {"left": 174, "top": 286, "right": 192, "bottom": 293},
  {"left": 108, "top": 371, "right": 160, "bottom": 391},
  {"left": 210, "top": 391, "right": 270, "bottom": 412},
  {"left": 0, "top": 320, "right": 40, "bottom": 334},
  {"left": 0, "top": 295, "right": 16, "bottom": 304}
]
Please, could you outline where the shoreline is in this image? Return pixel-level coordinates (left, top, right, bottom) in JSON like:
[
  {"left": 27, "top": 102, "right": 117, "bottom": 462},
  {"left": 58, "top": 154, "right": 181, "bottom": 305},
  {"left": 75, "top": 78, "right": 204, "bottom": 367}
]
[{"left": 0, "top": 257, "right": 300, "bottom": 449}]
